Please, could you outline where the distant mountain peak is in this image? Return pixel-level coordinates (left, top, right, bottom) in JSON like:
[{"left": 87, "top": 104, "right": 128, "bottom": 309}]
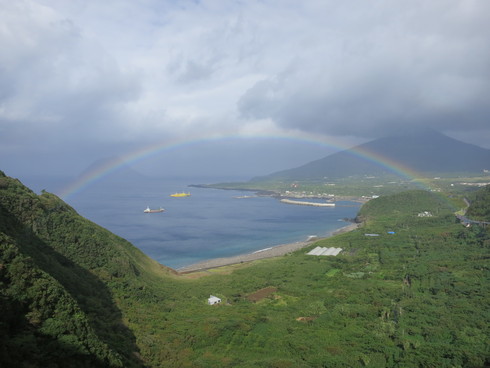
[{"left": 253, "top": 131, "right": 490, "bottom": 181}]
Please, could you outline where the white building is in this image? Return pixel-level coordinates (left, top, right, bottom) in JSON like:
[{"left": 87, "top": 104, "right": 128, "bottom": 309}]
[
  {"left": 207, "top": 295, "right": 221, "bottom": 305},
  {"left": 306, "top": 247, "right": 342, "bottom": 256}
]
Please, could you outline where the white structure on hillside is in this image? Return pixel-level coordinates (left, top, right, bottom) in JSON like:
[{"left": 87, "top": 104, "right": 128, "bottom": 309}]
[
  {"left": 207, "top": 295, "right": 221, "bottom": 305},
  {"left": 306, "top": 247, "right": 342, "bottom": 256}
]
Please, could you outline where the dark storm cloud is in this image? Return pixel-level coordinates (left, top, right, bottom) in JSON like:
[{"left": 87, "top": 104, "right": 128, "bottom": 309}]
[{"left": 238, "top": 1, "right": 490, "bottom": 139}]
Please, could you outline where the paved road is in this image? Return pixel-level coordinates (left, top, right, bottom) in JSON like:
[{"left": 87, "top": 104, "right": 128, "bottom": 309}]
[{"left": 456, "top": 214, "right": 490, "bottom": 226}]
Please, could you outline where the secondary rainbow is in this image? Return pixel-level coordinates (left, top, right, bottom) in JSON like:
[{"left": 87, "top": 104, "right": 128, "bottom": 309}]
[{"left": 58, "top": 132, "right": 430, "bottom": 200}]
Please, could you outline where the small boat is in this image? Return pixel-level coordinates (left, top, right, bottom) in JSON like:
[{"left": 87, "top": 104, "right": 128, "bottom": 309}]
[
  {"left": 170, "top": 192, "right": 191, "bottom": 197},
  {"left": 144, "top": 206, "right": 165, "bottom": 213}
]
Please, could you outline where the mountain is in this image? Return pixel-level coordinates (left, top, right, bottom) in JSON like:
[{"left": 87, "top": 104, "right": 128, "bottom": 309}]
[{"left": 252, "top": 131, "right": 490, "bottom": 182}]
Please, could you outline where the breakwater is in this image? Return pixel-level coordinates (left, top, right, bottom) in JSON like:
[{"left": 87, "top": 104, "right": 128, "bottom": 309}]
[{"left": 280, "top": 199, "right": 336, "bottom": 207}]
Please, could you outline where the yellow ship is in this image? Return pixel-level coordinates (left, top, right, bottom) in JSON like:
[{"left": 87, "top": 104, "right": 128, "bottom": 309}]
[{"left": 170, "top": 192, "right": 191, "bottom": 197}]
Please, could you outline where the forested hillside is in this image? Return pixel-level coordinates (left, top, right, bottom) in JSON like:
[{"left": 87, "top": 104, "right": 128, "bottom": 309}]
[
  {"left": 1, "top": 171, "right": 489, "bottom": 367},
  {"left": 466, "top": 185, "right": 490, "bottom": 221},
  {"left": 0, "top": 171, "right": 167, "bottom": 367}
]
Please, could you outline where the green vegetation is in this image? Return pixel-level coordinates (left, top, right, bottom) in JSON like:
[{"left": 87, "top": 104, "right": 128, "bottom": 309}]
[
  {"left": 1, "top": 170, "right": 489, "bottom": 367},
  {"left": 201, "top": 173, "right": 420, "bottom": 196},
  {"left": 356, "top": 190, "right": 457, "bottom": 223},
  {"left": 0, "top": 171, "right": 167, "bottom": 367},
  {"left": 466, "top": 184, "right": 490, "bottom": 221},
  {"left": 202, "top": 172, "right": 490, "bottom": 202}
]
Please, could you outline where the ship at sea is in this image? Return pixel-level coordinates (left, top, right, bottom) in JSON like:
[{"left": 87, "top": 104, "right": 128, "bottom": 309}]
[
  {"left": 144, "top": 207, "right": 165, "bottom": 213},
  {"left": 170, "top": 192, "right": 191, "bottom": 197}
]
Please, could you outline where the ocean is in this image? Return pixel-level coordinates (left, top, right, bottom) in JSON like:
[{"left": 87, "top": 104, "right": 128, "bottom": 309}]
[{"left": 65, "top": 176, "right": 361, "bottom": 269}]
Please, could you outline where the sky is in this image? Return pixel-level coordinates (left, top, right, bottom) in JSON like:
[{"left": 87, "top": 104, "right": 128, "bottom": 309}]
[{"left": 1, "top": 0, "right": 489, "bottom": 188}]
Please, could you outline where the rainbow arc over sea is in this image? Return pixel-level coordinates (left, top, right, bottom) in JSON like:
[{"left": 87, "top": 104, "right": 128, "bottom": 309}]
[{"left": 58, "top": 132, "right": 432, "bottom": 200}]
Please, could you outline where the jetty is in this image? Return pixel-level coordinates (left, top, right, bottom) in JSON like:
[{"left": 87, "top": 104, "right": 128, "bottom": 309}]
[{"left": 280, "top": 199, "right": 335, "bottom": 207}]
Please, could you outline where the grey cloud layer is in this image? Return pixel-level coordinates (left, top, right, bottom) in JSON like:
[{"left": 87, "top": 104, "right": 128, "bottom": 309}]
[
  {"left": 1, "top": 0, "right": 489, "bottom": 177},
  {"left": 238, "top": 1, "right": 490, "bottom": 138},
  {"left": 0, "top": 1, "right": 141, "bottom": 146}
]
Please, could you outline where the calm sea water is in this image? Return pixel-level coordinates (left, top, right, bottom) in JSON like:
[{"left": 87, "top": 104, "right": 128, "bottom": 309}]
[{"left": 66, "top": 177, "right": 361, "bottom": 269}]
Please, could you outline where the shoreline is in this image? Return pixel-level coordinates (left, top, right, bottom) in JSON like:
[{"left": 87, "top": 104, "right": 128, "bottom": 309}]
[
  {"left": 188, "top": 184, "right": 370, "bottom": 204},
  {"left": 177, "top": 222, "right": 360, "bottom": 273}
]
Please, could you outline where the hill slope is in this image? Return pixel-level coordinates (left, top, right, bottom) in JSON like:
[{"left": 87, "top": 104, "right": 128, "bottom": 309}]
[
  {"left": 0, "top": 171, "right": 169, "bottom": 367},
  {"left": 253, "top": 131, "right": 490, "bottom": 182}
]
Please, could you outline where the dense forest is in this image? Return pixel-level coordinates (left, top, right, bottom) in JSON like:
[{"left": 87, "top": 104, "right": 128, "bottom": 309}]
[
  {"left": 0, "top": 171, "right": 168, "bottom": 367},
  {"left": 1, "top": 171, "right": 489, "bottom": 367},
  {"left": 466, "top": 184, "right": 490, "bottom": 221}
]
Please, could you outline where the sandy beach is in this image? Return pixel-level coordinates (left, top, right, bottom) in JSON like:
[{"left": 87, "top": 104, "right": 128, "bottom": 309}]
[{"left": 177, "top": 222, "right": 359, "bottom": 273}]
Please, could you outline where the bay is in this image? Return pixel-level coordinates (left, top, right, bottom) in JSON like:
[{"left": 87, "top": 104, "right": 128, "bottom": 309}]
[{"left": 66, "top": 176, "right": 361, "bottom": 269}]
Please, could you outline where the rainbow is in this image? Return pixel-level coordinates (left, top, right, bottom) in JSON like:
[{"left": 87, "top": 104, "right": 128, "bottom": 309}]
[{"left": 57, "top": 131, "right": 431, "bottom": 200}]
